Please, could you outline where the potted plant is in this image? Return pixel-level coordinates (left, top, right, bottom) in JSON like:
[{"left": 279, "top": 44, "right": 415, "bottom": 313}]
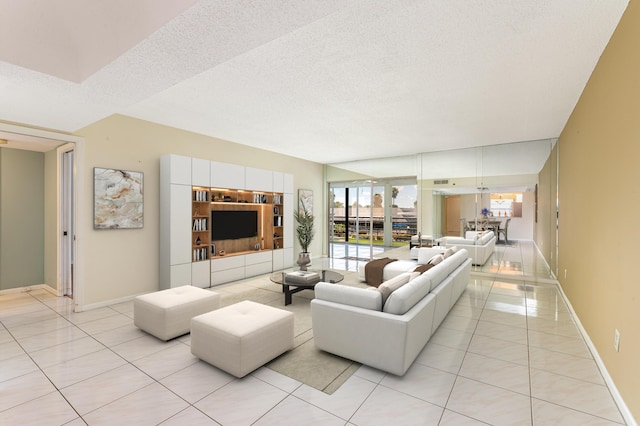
[{"left": 294, "top": 202, "right": 315, "bottom": 271}]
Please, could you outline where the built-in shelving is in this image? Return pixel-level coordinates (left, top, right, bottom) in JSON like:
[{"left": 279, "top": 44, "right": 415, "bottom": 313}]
[
  {"left": 209, "top": 187, "right": 284, "bottom": 258},
  {"left": 192, "top": 187, "right": 210, "bottom": 262}
]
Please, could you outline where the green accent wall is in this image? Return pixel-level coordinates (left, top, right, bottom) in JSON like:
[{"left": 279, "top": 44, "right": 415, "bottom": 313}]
[{"left": 0, "top": 148, "right": 45, "bottom": 289}]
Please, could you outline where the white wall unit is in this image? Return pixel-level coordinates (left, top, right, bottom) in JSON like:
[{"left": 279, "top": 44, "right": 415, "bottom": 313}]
[
  {"left": 211, "top": 267, "right": 245, "bottom": 286},
  {"left": 168, "top": 154, "right": 191, "bottom": 184},
  {"left": 191, "top": 261, "right": 211, "bottom": 288},
  {"left": 170, "top": 264, "right": 191, "bottom": 288},
  {"left": 192, "top": 158, "right": 210, "bottom": 187},
  {"left": 245, "top": 251, "right": 273, "bottom": 276},
  {"left": 273, "top": 171, "right": 284, "bottom": 193},
  {"left": 211, "top": 161, "right": 245, "bottom": 189},
  {"left": 283, "top": 173, "right": 294, "bottom": 194},
  {"left": 211, "top": 255, "right": 245, "bottom": 285},
  {"left": 211, "top": 255, "right": 244, "bottom": 271},
  {"left": 283, "top": 193, "right": 294, "bottom": 249},
  {"left": 245, "top": 167, "right": 273, "bottom": 192},
  {"left": 160, "top": 155, "right": 193, "bottom": 289},
  {"left": 162, "top": 154, "right": 294, "bottom": 288},
  {"left": 169, "top": 185, "right": 192, "bottom": 265},
  {"left": 272, "top": 249, "right": 284, "bottom": 271},
  {"left": 283, "top": 247, "right": 294, "bottom": 268}
]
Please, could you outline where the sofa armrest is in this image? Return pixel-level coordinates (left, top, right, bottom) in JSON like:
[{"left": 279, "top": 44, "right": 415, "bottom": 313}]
[{"left": 314, "top": 282, "right": 382, "bottom": 311}]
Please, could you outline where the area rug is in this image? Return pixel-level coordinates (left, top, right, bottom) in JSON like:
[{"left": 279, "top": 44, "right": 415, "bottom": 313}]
[{"left": 213, "top": 269, "right": 364, "bottom": 394}]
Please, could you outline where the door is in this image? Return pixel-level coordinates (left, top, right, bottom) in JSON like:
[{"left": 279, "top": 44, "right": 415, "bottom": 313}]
[
  {"left": 61, "top": 149, "right": 74, "bottom": 296},
  {"left": 445, "top": 195, "right": 461, "bottom": 236}
]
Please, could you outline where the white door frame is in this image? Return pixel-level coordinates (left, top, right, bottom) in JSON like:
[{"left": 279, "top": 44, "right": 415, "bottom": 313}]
[
  {"left": 0, "top": 123, "right": 85, "bottom": 311},
  {"left": 58, "top": 144, "right": 74, "bottom": 297}
]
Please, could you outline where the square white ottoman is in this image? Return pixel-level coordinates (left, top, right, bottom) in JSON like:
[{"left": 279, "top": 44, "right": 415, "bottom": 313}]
[
  {"left": 134, "top": 285, "right": 220, "bottom": 341},
  {"left": 191, "top": 300, "right": 294, "bottom": 378}
]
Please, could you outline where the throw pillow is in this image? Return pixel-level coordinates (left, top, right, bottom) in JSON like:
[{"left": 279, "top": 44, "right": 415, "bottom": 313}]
[
  {"left": 377, "top": 273, "right": 412, "bottom": 305},
  {"left": 444, "top": 246, "right": 457, "bottom": 258},
  {"left": 428, "top": 254, "right": 445, "bottom": 265}
]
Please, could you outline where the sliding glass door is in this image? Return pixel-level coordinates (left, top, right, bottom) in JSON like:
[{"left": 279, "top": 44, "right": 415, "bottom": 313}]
[{"left": 329, "top": 179, "right": 417, "bottom": 259}]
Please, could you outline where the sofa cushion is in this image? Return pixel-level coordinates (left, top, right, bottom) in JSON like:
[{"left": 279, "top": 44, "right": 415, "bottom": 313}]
[
  {"left": 428, "top": 254, "right": 445, "bottom": 265},
  {"left": 383, "top": 272, "right": 432, "bottom": 315},
  {"left": 443, "top": 236, "right": 474, "bottom": 246},
  {"left": 315, "top": 282, "right": 382, "bottom": 311}
]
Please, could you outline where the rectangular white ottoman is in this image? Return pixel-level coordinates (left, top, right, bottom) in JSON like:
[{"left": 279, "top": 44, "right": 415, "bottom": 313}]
[
  {"left": 191, "top": 300, "right": 294, "bottom": 378},
  {"left": 134, "top": 285, "right": 220, "bottom": 341}
]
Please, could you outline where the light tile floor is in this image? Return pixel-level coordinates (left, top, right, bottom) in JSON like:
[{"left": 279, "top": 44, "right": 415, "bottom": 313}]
[{"left": 0, "top": 241, "right": 627, "bottom": 425}]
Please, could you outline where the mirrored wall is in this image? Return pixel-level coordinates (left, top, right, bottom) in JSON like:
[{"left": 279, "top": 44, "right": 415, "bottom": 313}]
[{"left": 326, "top": 138, "right": 558, "bottom": 279}]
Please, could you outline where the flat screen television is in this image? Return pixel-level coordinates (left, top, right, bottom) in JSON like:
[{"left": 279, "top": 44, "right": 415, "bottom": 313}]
[{"left": 211, "top": 210, "right": 258, "bottom": 241}]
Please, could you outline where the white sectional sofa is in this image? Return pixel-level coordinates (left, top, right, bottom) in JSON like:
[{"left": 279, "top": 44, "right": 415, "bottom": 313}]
[
  {"left": 438, "top": 231, "right": 496, "bottom": 265},
  {"left": 311, "top": 249, "right": 471, "bottom": 376}
]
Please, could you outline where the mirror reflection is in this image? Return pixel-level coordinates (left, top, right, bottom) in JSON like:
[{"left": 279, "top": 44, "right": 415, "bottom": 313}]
[{"left": 326, "top": 139, "right": 557, "bottom": 280}]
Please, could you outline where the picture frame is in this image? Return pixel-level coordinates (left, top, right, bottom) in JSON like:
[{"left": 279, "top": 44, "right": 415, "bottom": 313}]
[
  {"left": 94, "top": 167, "right": 144, "bottom": 229},
  {"left": 298, "top": 189, "right": 313, "bottom": 213}
]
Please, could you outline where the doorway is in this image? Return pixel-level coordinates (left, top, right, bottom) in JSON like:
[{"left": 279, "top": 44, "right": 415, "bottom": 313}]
[
  {"left": 445, "top": 195, "right": 461, "bottom": 236},
  {"left": 0, "top": 123, "right": 83, "bottom": 309}
]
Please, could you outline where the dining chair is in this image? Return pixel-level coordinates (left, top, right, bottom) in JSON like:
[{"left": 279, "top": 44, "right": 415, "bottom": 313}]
[
  {"left": 497, "top": 218, "right": 511, "bottom": 244},
  {"left": 459, "top": 218, "right": 470, "bottom": 236}
]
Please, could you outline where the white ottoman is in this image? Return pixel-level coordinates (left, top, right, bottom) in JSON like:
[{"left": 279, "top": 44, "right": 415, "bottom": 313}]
[
  {"left": 191, "top": 300, "right": 294, "bottom": 378},
  {"left": 134, "top": 285, "right": 220, "bottom": 341}
]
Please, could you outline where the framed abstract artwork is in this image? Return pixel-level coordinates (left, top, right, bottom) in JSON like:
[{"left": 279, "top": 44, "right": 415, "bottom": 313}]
[
  {"left": 94, "top": 167, "right": 144, "bottom": 229},
  {"left": 298, "top": 189, "right": 313, "bottom": 213}
]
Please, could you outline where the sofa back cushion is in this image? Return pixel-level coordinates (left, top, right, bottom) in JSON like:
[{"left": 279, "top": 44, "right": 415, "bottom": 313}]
[
  {"left": 383, "top": 272, "right": 432, "bottom": 315},
  {"left": 315, "top": 282, "right": 382, "bottom": 311},
  {"left": 417, "top": 247, "right": 445, "bottom": 265}
]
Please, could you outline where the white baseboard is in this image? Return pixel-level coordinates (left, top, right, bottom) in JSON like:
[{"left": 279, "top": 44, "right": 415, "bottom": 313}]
[
  {"left": 81, "top": 294, "right": 139, "bottom": 312},
  {"left": 0, "top": 284, "right": 58, "bottom": 296},
  {"left": 555, "top": 283, "right": 636, "bottom": 426}
]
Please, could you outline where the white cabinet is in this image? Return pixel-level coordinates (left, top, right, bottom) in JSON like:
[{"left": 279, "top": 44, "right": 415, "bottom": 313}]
[
  {"left": 211, "top": 256, "right": 245, "bottom": 285},
  {"left": 191, "top": 261, "right": 211, "bottom": 289},
  {"left": 245, "top": 251, "right": 272, "bottom": 276},
  {"left": 160, "top": 155, "right": 193, "bottom": 289},
  {"left": 170, "top": 264, "right": 191, "bottom": 288},
  {"left": 169, "top": 185, "right": 192, "bottom": 265},
  {"left": 192, "top": 158, "right": 210, "bottom": 187},
  {"left": 283, "top": 193, "right": 294, "bottom": 249},
  {"left": 283, "top": 247, "right": 294, "bottom": 269},
  {"left": 272, "top": 171, "right": 284, "bottom": 193},
  {"left": 272, "top": 249, "right": 284, "bottom": 271},
  {"left": 245, "top": 167, "right": 273, "bottom": 192},
  {"left": 211, "top": 161, "right": 244, "bottom": 189},
  {"left": 167, "top": 154, "right": 191, "bottom": 185},
  {"left": 283, "top": 173, "right": 293, "bottom": 194}
]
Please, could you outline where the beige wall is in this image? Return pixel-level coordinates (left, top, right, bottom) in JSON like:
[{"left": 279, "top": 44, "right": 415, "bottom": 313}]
[
  {"left": 535, "top": 142, "right": 558, "bottom": 274},
  {"left": 75, "top": 114, "right": 324, "bottom": 306},
  {"left": 557, "top": 0, "right": 638, "bottom": 419}
]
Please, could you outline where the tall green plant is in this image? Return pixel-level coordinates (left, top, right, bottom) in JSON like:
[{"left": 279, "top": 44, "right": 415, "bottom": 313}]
[{"left": 294, "top": 202, "right": 315, "bottom": 253}]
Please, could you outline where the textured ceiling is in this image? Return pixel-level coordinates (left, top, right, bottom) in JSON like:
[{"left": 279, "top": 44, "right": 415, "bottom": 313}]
[{"left": 0, "top": 0, "right": 629, "bottom": 165}]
